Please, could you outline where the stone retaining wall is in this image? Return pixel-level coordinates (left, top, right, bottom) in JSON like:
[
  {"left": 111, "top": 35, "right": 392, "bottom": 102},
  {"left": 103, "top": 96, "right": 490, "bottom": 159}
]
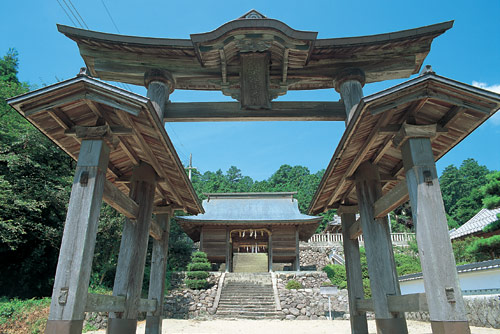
[
  {"left": 163, "top": 272, "right": 221, "bottom": 319},
  {"left": 299, "top": 244, "right": 343, "bottom": 270},
  {"left": 276, "top": 271, "right": 349, "bottom": 320},
  {"left": 406, "top": 295, "right": 500, "bottom": 329}
]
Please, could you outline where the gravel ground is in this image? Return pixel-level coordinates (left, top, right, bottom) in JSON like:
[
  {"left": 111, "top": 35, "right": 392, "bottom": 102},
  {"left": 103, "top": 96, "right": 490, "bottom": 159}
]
[{"left": 87, "top": 319, "right": 500, "bottom": 333}]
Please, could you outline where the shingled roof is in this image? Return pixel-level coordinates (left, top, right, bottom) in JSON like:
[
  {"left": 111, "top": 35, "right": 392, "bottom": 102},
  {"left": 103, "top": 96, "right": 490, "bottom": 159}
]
[{"left": 449, "top": 207, "right": 500, "bottom": 240}]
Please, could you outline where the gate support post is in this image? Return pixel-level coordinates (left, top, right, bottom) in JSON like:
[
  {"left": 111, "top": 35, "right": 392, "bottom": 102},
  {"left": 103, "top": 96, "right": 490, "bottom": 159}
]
[
  {"left": 45, "top": 140, "right": 110, "bottom": 334},
  {"left": 107, "top": 162, "right": 157, "bottom": 334},
  {"left": 355, "top": 162, "right": 408, "bottom": 334},
  {"left": 145, "top": 210, "right": 172, "bottom": 334},
  {"left": 400, "top": 129, "right": 470, "bottom": 334},
  {"left": 340, "top": 209, "right": 368, "bottom": 334}
]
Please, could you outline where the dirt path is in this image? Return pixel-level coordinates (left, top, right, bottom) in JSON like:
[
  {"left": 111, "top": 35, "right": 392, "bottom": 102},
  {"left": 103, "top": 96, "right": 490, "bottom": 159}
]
[{"left": 87, "top": 319, "right": 500, "bottom": 334}]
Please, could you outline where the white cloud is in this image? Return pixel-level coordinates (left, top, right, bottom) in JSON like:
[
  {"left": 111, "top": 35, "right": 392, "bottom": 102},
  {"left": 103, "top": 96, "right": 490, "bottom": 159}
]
[{"left": 473, "top": 81, "right": 500, "bottom": 125}]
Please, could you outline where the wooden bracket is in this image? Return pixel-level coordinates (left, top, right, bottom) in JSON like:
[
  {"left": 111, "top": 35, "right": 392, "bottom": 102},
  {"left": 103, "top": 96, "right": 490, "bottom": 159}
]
[{"left": 392, "top": 123, "right": 439, "bottom": 148}]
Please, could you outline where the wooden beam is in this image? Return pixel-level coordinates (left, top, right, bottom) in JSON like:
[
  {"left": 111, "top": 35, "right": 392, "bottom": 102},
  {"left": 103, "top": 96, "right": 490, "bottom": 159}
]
[
  {"left": 327, "top": 110, "right": 394, "bottom": 207},
  {"left": 163, "top": 101, "right": 346, "bottom": 122},
  {"left": 438, "top": 106, "right": 464, "bottom": 129},
  {"left": 103, "top": 180, "right": 139, "bottom": 219},
  {"left": 85, "top": 294, "right": 126, "bottom": 313},
  {"left": 149, "top": 219, "right": 163, "bottom": 240},
  {"left": 64, "top": 125, "right": 133, "bottom": 137},
  {"left": 349, "top": 218, "right": 362, "bottom": 240},
  {"left": 84, "top": 293, "right": 157, "bottom": 313},
  {"left": 393, "top": 123, "right": 437, "bottom": 148},
  {"left": 356, "top": 293, "right": 429, "bottom": 313},
  {"left": 115, "top": 111, "right": 183, "bottom": 207},
  {"left": 337, "top": 205, "right": 358, "bottom": 215},
  {"left": 373, "top": 181, "right": 409, "bottom": 218}
]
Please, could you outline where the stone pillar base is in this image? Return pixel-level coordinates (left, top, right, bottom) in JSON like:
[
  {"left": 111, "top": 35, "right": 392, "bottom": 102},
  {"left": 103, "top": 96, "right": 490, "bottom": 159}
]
[
  {"left": 145, "top": 315, "right": 161, "bottom": 334},
  {"left": 376, "top": 317, "right": 408, "bottom": 334},
  {"left": 107, "top": 318, "right": 137, "bottom": 334},
  {"left": 431, "top": 321, "right": 471, "bottom": 334},
  {"left": 45, "top": 320, "right": 83, "bottom": 334}
]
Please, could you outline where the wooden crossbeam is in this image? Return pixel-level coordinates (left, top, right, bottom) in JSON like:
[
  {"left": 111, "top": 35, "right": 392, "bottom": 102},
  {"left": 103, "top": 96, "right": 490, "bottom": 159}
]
[
  {"left": 356, "top": 293, "right": 429, "bottom": 313},
  {"left": 349, "top": 218, "right": 362, "bottom": 240},
  {"left": 103, "top": 180, "right": 139, "bottom": 219},
  {"left": 163, "top": 101, "right": 346, "bottom": 122},
  {"left": 115, "top": 111, "right": 183, "bottom": 207},
  {"left": 326, "top": 111, "right": 394, "bottom": 208},
  {"left": 84, "top": 293, "right": 157, "bottom": 313},
  {"left": 373, "top": 181, "right": 409, "bottom": 218}
]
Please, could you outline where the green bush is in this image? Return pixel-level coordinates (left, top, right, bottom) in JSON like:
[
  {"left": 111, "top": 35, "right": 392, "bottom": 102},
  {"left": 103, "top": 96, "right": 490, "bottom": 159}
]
[
  {"left": 184, "top": 251, "right": 210, "bottom": 290},
  {"left": 466, "top": 235, "right": 500, "bottom": 260},
  {"left": 323, "top": 264, "right": 347, "bottom": 289},
  {"left": 393, "top": 252, "right": 421, "bottom": 276},
  {"left": 186, "top": 271, "right": 209, "bottom": 280},
  {"left": 186, "top": 262, "right": 211, "bottom": 272},
  {"left": 285, "top": 280, "right": 302, "bottom": 290},
  {"left": 184, "top": 279, "right": 209, "bottom": 290},
  {"left": 483, "top": 216, "right": 500, "bottom": 233}
]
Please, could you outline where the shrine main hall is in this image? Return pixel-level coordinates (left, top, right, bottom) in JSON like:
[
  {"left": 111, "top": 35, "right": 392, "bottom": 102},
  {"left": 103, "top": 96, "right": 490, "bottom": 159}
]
[{"left": 7, "top": 9, "right": 500, "bottom": 334}]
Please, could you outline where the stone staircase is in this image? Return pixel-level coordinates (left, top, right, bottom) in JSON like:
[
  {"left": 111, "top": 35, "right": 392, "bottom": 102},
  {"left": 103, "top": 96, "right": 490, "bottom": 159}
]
[{"left": 216, "top": 273, "right": 283, "bottom": 319}]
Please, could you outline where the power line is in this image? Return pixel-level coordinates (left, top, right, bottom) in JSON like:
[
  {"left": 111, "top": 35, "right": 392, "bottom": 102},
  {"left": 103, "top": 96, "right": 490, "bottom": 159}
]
[
  {"left": 61, "top": 0, "right": 83, "bottom": 28},
  {"left": 67, "top": 0, "right": 89, "bottom": 29},
  {"left": 100, "top": 0, "right": 121, "bottom": 33},
  {"left": 56, "top": 0, "right": 77, "bottom": 26}
]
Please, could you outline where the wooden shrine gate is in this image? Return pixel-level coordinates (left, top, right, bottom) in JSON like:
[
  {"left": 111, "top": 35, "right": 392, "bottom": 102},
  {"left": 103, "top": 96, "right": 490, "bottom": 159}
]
[{"left": 8, "top": 9, "right": 500, "bottom": 334}]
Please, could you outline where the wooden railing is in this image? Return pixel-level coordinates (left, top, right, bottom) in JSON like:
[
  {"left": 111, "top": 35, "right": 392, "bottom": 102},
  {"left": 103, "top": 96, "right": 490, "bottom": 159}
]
[{"left": 308, "top": 232, "right": 415, "bottom": 245}]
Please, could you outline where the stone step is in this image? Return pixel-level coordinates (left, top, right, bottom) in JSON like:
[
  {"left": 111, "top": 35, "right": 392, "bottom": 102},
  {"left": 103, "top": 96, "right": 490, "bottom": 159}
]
[{"left": 218, "top": 302, "right": 275, "bottom": 306}]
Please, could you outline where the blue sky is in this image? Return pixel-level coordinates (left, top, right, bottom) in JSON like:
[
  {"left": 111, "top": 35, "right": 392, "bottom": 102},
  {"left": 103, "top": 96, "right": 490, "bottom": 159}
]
[{"left": 2, "top": 0, "right": 499, "bottom": 180}]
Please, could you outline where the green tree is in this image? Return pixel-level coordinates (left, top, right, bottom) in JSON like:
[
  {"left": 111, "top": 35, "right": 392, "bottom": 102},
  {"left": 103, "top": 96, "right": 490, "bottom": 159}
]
[
  {"left": 439, "top": 159, "right": 490, "bottom": 227},
  {"left": 0, "top": 49, "right": 74, "bottom": 298},
  {"left": 482, "top": 171, "right": 500, "bottom": 209}
]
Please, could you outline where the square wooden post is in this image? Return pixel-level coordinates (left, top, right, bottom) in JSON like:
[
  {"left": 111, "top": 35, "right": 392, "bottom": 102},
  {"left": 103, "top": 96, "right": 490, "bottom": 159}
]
[
  {"left": 145, "top": 211, "right": 172, "bottom": 334},
  {"left": 355, "top": 161, "right": 408, "bottom": 334},
  {"left": 340, "top": 210, "right": 368, "bottom": 334},
  {"left": 225, "top": 228, "right": 231, "bottom": 273},
  {"left": 401, "top": 135, "right": 470, "bottom": 334},
  {"left": 45, "top": 140, "right": 110, "bottom": 334},
  {"left": 268, "top": 229, "right": 273, "bottom": 272},
  {"left": 107, "top": 162, "right": 157, "bottom": 334},
  {"left": 295, "top": 225, "right": 300, "bottom": 271}
]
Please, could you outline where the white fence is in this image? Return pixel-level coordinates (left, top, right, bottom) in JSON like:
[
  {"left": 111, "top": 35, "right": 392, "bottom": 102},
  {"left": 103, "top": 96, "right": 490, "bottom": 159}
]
[{"left": 308, "top": 232, "right": 415, "bottom": 245}]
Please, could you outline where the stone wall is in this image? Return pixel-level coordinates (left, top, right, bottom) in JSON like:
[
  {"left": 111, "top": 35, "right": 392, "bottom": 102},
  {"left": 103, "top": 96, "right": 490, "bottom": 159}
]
[
  {"left": 276, "top": 271, "right": 349, "bottom": 320},
  {"left": 406, "top": 295, "right": 500, "bottom": 329},
  {"left": 299, "top": 244, "right": 343, "bottom": 270},
  {"left": 163, "top": 272, "right": 221, "bottom": 319}
]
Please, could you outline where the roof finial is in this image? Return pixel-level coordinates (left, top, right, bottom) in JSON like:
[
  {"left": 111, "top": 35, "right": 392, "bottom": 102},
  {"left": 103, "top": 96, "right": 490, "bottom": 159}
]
[
  {"left": 240, "top": 9, "right": 266, "bottom": 19},
  {"left": 420, "top": 64, "right": 435, "bottom": 76},
  {"left": 77, "top": 67, "right": 88, "bottom": 77}
]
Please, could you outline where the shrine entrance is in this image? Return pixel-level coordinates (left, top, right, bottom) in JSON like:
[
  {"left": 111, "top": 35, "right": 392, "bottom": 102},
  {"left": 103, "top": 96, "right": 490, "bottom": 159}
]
[
  {"left": 177, "top": 192, "right": 321, "bottom": 273},
  {"left": 7, "top": 9, "right": 500, "bottom": 334}
]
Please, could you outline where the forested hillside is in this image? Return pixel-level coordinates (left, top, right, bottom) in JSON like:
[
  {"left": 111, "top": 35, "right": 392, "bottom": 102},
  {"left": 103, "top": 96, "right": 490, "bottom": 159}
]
[{"left": 0, "top": 50, "right": 498, "bottom": 299}]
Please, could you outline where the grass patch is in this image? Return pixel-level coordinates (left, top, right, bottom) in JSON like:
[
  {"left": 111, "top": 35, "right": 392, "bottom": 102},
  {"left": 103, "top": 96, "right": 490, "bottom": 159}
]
[{"left": 0, "top": 297, "right": 51, "bottom": 334}]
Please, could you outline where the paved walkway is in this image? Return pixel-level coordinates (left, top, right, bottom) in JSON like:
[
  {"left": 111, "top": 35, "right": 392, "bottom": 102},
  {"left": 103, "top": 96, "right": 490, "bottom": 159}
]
[{"left": 88, "top": 319, "right": 500, "bottom": 333}]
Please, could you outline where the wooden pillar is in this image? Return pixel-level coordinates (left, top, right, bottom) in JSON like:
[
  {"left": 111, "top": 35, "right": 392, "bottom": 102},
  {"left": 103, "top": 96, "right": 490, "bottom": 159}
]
[
  {"left": 145, "top": 211, "right": 172, "bottom": 334},
  {"left": 340, "top": 209, "right": 368, "bottom": 334},
  {"left": 335, "top": 68, "right": 365, "bottom": 125},
  {"left": 268, "top": 229, "right": 273, "bottom": 272},
  {"left": 295, "top": 225, "right": 300, "bottom": 271},
  {"left": 225, "top": 228, "right": 231, "bottom": 273},
  {"left": 400, "top": 131, "right": 470, "bottom": 334},
  {"left": 199, "top": 227, "right": 204, "bottom": 253},
  {"left": 354, "top": 162, "right": 408, "bottom": 334},
  {"left": 108, "top": 162, "right": 157, "bottom": 334},
  {"left": 144, "top": 69, "right": 174, "bottom": 120},
  {"left": 45, "top": 140, "right": 110, "bottom": 334}
]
